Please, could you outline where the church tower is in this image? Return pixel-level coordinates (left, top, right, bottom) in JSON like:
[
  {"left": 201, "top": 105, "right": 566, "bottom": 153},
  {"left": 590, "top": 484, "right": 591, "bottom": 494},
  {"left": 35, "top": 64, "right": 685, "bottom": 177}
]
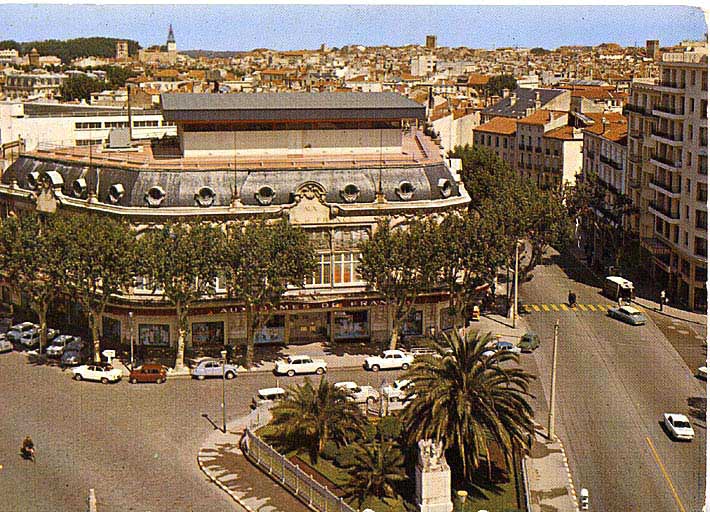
[{"left": 166, "top": 24, "right": 176, "bottom": 53}]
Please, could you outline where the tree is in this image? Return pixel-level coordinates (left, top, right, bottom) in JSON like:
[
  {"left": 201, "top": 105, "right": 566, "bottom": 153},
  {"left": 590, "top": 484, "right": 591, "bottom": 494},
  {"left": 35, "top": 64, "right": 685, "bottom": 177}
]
[
  {"left": 51, "top": 212, "right": 138, "bottom": 363},
  {"left": 358, "top": 219, "right": 439, "bottom": 350},
  {"left": 222, "top": 220, "right": 315, "bottom": 368},
  {"left": 342, "top": 439, "right": 407, "bottom": 508},
  {"left": 61, "top": 75, "right": 105, "bottom": 102},
  {"left": 530, "top": 47, "right": 551, "bottom": 56},
  {"left": 486, "top": 74, "right": 518, "bottom": 97},
  {"left": 0, "top": 212, "right": 64, "bottom": 354},
  {"left": 138, "top": 222, "right": 224, "bottom": 369},
  {"left": 401, "top": 330, "right": 535, "bottom": 481},
  {"left": 265, "top": 377, "right": 367, "bottom": 464}
]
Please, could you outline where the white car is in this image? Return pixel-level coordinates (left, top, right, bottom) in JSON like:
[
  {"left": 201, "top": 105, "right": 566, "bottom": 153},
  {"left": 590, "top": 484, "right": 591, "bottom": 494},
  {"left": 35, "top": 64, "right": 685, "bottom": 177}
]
[
  {"left": 363, "top": 350, "right": 414, "bottom": 371},
  {"left": 251, "top": 387, "right": 286, "bottom": 410},
  {"left": 72, "top": 364, "right": 123, "bottom": 384},
  {"left": 380, "top": 379, "right": 413, "bottom": 402},
  {"left": 334, "top": 381, "right": 380, "bottom": 405},
  {"left": 663, "top": 413, "right": 695, "bottom": 441},
  {"left": 46, "top": 335, "right": 79, "bottom": 357},
  {"left": 0, "top": 334, "right": 13, "bottom": 353},
  {"left": 494, "top": 341, "right": 522, "bottom": 354},
  {"left": 6, "top": 322, "right": 38, "bottom": 343},
  {"left": 274, "top": 355, "right": 327, "bottom": 377}
]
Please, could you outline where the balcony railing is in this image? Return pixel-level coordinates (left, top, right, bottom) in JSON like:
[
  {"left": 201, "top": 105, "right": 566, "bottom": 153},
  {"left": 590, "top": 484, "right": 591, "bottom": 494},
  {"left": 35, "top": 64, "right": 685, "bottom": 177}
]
[
  {"left": 651, "top": 129, "right": 683, "bottom": 143},
  {"left": 650, "top": 154, "right": 682, "bottom": 169},
  {"left": 650, "top": 201, "right": 680, "bottom": 220},
  {"left": 653, "top": 104, "right": 685, "bottom": 116},
  {"left": 650, "top": 178, "right": 681, "bottom": 195},
  {"left": 600, "top": 154, "right": 623, "bottom": 170},
  {"left": 659, "top": 80, "right": 685, "bottom": 89},
  {"left": 623, "top": 104, "right": 649, "bottom": 116}
]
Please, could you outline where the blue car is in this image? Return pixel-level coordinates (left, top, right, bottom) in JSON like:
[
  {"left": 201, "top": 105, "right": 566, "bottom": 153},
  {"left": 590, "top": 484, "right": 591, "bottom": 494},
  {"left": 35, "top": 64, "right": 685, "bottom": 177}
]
[{"left": 191, "top": 358, "right": 238, "bottom": 380}]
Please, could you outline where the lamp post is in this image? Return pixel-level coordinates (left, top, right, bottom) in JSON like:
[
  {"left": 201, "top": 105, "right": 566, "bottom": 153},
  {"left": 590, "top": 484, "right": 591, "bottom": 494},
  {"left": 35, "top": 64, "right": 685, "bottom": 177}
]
[
  {"left": 548, "top": 320, "right": 559, "bottom": 440},
  {"left": 128, "top": 311, "right": 134, "bottom": 370},
  {"left": 513, "top": 240, "right": 521, "bottom": 328},
  {"left": 221, "top": 349, "right": 228, "bottom": 434}
]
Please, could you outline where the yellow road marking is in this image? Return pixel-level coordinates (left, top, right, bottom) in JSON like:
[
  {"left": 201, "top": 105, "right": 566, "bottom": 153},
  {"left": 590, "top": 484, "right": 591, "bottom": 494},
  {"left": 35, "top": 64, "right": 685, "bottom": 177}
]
[
  {"left": 599, "top": 303, "right": 609, "bottom": 310},
  {"left": 576, "top": 303, "right": 587, "bottom": 311},
  {"left": 560, "top": 304, "right": 569, "bottom": 311},
  {"left": 541, "top": 304, "right": 550, "bottom": 311},
  {"left": 586, "top": 304, "right": 597, "bottom": 311},
  {"left": 532, "top": 304, "right": 541, "bottom": 312},
  {"left": 646, "top": 437, "right": 687, "bottom": 512},
  {"left": 550, "top": 304, "right": 559, "bottom": 311}
]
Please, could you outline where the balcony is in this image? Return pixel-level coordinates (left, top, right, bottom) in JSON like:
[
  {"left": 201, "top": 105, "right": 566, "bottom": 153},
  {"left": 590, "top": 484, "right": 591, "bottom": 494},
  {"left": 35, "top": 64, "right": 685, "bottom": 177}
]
[
  {"left": 623, "top": 104, "right": 649, "bottom": 116},
  {"left": 652, "top": 104, "right": 685, "bottom": 120},
  {"left": 651, "top": 129, "right": 684, "bottom": 147},
  {"left": 628, "top": 154, "right": 642, "bottom": 164},
  {"left": 650, "top": 154, "right": 682, "bottom": 171},
  {"left": 600, "top": 154, "right": 623, "bottom": 170},
  {"left": 649, "top": 178, "right": 682, "bottom": 198},
  {"left": 649, "top": 201, "right": 681, "bottom": 223},
  {"left": 628, "top": 177, "right": 641, "bottom": 189},
  {"left": 656, "top": 81, "right": 686, "bottom": 94}
]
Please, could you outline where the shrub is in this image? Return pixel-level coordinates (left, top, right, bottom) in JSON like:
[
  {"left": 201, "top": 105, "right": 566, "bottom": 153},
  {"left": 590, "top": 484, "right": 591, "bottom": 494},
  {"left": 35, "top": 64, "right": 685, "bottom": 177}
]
[
  {"left": 335, "top": 444, "right": 360, "bottom": 468},
  {"left": 377, "top": 416, "right": 402, "bottom": 440},
  {"left": 320, "top": 440, "right": 339, "bottom": 460}
]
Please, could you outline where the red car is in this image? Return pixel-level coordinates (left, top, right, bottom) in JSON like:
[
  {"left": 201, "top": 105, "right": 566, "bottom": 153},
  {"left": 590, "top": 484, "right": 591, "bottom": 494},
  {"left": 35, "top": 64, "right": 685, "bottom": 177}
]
[{"left": 129, "top": 363, "right": 167, "bottom": 384}]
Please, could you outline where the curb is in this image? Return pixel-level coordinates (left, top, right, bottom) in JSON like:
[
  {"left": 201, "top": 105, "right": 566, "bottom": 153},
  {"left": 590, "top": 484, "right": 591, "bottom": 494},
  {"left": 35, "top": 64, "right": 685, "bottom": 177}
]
[
  {"left": 197, "top": 447, "right": 257, "bottom": 512},
  {"left": 552, "top": 433, "right": 580, "bottom": 511}
]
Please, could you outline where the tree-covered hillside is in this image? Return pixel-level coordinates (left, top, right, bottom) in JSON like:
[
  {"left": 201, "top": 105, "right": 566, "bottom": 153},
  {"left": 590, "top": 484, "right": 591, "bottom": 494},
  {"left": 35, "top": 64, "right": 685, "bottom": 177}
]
[{"left": 0, "top": 37, "right": 141, "bottom": 63}]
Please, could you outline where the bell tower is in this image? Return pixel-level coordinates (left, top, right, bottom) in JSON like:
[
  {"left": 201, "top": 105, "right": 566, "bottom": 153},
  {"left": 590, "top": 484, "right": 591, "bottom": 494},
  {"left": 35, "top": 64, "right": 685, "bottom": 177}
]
[{"left": 166, "top": 24, "right": 176, "bottom": 53}]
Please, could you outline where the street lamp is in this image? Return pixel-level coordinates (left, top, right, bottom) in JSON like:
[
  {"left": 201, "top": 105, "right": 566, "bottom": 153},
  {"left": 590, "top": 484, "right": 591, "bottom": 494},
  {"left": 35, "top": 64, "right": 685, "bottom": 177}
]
[
  {"left": 513, "top": 240, "right": 523, "bottom": 328},
  {"left": 128, "top": 311, "right": 134, "bottom": 370},
  {"left": 221, "top": 349, "right": 228, "bottom": 434},
  {"left": 548, "top": 320, "right": 560, "bottom": 440}
]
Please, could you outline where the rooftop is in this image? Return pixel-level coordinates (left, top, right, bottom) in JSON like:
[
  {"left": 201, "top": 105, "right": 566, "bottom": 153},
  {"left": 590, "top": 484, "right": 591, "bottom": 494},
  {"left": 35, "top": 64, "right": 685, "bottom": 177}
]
[
  {"left": 517, "top": 110, "right": 567, "bottom": 126},
  {"left": 473, "top": 116, "right": 518, "bottom": 135}
]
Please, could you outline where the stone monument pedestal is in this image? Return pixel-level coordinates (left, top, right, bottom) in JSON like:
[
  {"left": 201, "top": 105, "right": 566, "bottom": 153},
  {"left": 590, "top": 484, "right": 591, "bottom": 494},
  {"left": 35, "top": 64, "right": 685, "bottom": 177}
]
[{"left": 415, "top": 439, "right": 453, "bottom": 512}]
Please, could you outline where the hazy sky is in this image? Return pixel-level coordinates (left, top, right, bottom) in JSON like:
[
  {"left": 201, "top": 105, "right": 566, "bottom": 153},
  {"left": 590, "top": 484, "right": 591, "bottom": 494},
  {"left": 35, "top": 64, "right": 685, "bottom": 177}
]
[{"left": 0, "top": 4, "right": 706, "bottom": 51}]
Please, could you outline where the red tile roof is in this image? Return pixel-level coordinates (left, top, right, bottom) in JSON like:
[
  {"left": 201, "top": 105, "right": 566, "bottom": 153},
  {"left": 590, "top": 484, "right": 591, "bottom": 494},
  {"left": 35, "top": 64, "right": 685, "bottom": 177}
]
[{"left": 473, "top": 116, "right": 518, "bottom": 135}]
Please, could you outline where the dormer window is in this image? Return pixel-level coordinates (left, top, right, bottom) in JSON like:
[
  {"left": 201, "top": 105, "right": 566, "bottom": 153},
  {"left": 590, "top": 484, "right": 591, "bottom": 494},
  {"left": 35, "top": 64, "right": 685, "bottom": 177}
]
[
  {"left": 145, "top": 186, "right": 166, "bottom": 207},
  {"left": 108, "top": 183, "right": 125, "bottom": 204},
  {"left": 340, "top": 184, "right": 360, "bottom": 203},
  {"left": 396, "top": 180, "right": 416, "bottom": 201},
  {"left": 42, "top": 171, "right": 64, "bottom": 190},
  {"left": 195, "top": 186, "right": 216, "bottom": 207},
  {"left": 27, "top": 171, "right": 40, "bottom": 190},
  {"left": 72, "top": 178, "right": 88, "bottom": 198},
  {"left": 437, "top": 178, "right": 452, "bottom": 198},
  {"left": 255, "top": 186, "right": 275, "bottom": 206}
]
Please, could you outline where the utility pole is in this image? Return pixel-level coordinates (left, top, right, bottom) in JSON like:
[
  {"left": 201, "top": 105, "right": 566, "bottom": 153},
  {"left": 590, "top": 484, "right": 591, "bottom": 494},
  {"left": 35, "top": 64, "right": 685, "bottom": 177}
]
[
  {"left": 513, "top": 241, "right": 520, "bottom": 328},
  {"left": 548, "top": 320, "right": 559, "bottom": 440},
  {"left": 221, "top": 349, "right": 228, "bottom": 434}
]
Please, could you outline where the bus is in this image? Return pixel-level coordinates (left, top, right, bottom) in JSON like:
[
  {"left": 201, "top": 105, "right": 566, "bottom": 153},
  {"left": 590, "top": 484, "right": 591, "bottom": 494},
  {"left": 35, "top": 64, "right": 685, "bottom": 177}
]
[{"left": 603, "top": 276, "right": 635, "bottom": 302}]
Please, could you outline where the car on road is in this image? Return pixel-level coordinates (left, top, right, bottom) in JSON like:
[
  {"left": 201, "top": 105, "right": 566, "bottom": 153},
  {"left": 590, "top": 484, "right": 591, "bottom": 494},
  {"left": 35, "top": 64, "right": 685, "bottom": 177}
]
[
  {"left": 481, "top": 349, "right": 496, "bottom": 359},
  {"left": 0, "top": 334, "right": 13, "bottom": 353},
  {"left": 663, "top": 413, "right": 694, "bottom": 441},
  {"left": 363, "top": 349, "right": 414, "bottom": 371},
  {"left": 6, "top": 322, "right": 38, "bottom": 343},
  {"left": 129, "top": 363, "right": 168, "bottom": 384},
  {"left": 251, "top": 387, "right": 286, "bottom": 410},
  {"left": 334, "top": 381, "right": 380, "bottom": 405},
  {"left": 381, "top": 379, "right": 414, "bottom": 402},
  {"left": 518, "top": 332, "right": 540, "bottom": 352},
  {"left": 494, "top": 340, "right": 522, "bottom": 354},
  {"left": 191, "top": 359, "right": 238, "bottom": 380},
  {"left": 274, "top": 355, "right": 327, "bottom": 376},
  {"left": 696, "top": 366, "right": 707, "bottom": 380},
  {"left": 607, "top": 305, "right": 646, "bottom": 326},
  {"left": 20, "top": 329, "right": 41, "bottom": 349},
  {"left": 72, "top": 364, "right": 122, "bottom": 384},
  {"left": 46, "top": 335, "right": 80, "bottom": 358},
  {"left": 61, "top": 340, "right": 88, "bottom": 366}
]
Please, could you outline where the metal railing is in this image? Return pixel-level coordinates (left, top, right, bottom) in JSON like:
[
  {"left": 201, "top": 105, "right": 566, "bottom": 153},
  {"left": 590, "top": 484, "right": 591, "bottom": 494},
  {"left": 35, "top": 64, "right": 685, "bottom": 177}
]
[
  {"left": 242, "top": 428, "right": 357, "bottom": 512},
  {"left": 521, "top": 456, "right": 532, "bottom": 512}
]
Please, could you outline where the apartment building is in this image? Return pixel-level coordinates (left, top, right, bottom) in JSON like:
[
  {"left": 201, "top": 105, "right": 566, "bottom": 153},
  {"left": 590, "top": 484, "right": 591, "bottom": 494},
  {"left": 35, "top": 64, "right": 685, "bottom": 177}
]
[
  {"left": 2, "top": 72, "right": 66, "bottom": 100},
  {"left": 629, "top": 48, "right": 708, "bottom": 310}
]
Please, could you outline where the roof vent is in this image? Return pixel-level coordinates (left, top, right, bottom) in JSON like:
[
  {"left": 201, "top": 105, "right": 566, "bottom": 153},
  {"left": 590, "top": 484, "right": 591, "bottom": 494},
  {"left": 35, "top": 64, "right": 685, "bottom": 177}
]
[
  {"left": 145, "top": 186, "right": 166, "bottom": 207},
  {"left": 108, "top": 183, "right": 125, "bottom": 204},
  {"left": 340, "top": 184, "right": 360, "bottom": 203},
  {"left": 396, "top": 181, "right": 416, "bottom": 201},
  {"left": 438, "top": 178, "right": 453, "bottom": 198},
  {"left": 195, "top": 186, "right": 216, "bottom": 207},
  {"left": 27, "top": 171, "right": 40, "bottom": 190},
  {"left": 255, "top": 186, "right": 275, "bottom": 206},
  {"left": 72, "top": 178, "right": 88, "bottom": 198}
]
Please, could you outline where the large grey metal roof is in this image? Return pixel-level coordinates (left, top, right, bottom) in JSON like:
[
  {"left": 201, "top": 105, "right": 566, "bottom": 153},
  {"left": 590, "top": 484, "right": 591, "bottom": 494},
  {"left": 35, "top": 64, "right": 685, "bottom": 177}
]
[
  {"left": 482, "top": 88, "right": 568, "bottom": 118},
  {"left": 161, "top": 92, "right": 425, "bottom": 122}
]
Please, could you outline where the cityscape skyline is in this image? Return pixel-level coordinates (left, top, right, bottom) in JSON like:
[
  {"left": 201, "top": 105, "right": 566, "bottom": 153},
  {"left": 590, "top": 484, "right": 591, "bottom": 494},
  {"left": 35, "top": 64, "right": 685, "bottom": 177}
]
[{"left": 0, "top": 4, "right": 706, "bottom": 52}]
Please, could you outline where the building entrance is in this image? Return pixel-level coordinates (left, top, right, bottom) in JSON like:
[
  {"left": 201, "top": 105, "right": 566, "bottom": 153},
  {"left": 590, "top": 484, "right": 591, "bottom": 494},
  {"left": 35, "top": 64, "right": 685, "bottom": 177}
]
[{"left": 288, "top": 312, "right": 327, "bottom": 344}]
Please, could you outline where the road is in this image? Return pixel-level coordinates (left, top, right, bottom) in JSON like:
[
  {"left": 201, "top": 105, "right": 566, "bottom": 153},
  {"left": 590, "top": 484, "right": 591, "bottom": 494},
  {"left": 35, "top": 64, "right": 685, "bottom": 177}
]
[
  {"left": 0, "top": 352, "right": 398, "bottom": 512},
  {"left": 520, "top": 251, "right": 706, "bottom": 512}
]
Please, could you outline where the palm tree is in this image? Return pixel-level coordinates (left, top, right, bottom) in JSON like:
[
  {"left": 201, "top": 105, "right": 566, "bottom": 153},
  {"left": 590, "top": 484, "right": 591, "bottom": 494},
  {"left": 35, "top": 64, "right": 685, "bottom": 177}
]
[
  {"left": 401, "top": 330, "right": 535, "bottom": 481},
  {"left": 343, "top": 439, "right": 407, "bottom": 507},
  {"left": 266, "top": 377, "right": 367, "bottom": 463}
]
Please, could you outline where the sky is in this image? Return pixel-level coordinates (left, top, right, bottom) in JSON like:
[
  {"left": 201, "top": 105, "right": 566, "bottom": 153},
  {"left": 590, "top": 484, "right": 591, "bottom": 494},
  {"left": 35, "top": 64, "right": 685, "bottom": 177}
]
[{"left": 0, "top": 4, "right": 706, "bottom": 52}]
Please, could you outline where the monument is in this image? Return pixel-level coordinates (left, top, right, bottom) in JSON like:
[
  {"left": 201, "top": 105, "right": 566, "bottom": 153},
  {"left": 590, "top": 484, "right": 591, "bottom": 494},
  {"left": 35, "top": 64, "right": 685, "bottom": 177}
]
[{"left": 415, "top": 439, "right": 453, "bottom": 512}]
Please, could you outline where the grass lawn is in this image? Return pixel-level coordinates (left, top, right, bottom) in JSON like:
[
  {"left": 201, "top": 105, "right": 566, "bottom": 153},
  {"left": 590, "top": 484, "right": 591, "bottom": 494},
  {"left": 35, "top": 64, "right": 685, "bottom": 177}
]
[
  {"left": 459, "top": 476, "right": 519, "bottom": 512},
  {"left": 295, "top": 452, "right": 350, "bottom": 487}
]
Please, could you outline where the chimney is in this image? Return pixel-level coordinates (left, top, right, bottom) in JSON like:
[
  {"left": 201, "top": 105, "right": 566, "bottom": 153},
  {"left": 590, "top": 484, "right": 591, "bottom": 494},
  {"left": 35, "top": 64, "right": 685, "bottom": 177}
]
[
  {"left": 510, "top": 92, "right": 517, "bottom": 106},
  {"left": 502, "top": 88, "right": 510, "bottom": 98},
  {"left": 601, "top": 116, "right": 609, "bottom": 134},
  {"left": 535, "top": 91, "right": 541, "bottom": 109}
]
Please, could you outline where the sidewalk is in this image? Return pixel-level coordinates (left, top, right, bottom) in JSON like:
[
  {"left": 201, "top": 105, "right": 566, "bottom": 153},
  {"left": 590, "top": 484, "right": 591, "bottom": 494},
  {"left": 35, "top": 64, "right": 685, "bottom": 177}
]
[{"left": 197, "top": 411, "right": 308, "bottom": 512}]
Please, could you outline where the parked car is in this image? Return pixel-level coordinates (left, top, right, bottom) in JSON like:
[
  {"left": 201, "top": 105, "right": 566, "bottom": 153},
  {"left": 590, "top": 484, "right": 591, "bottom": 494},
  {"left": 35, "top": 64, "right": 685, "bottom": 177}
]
[
  {"left": 0, "top": 334, "right": 13, "bottom": 353},
  {"left": 46, "top": 335, "right": 80, "bottom": 358},
  {"left": 380, "top": 379, "right": 414, "bottom": 402},
  {"left": 494, "top": 340, "right": 522, "bottom": 354},
  {"left": 191, "top": 358, "right": 238, "bottom": 380},
  {"left": 663, "top": 413, "right": 694, "bottom": 441},
  {"left": 61, "top": 341, "right": 87, "bottom": 366},
  {"left": 274, "top": 355, "right": 327, "bottom": 377},
  {"left": 129, "top": 363, "right": 167, "bottom": 384},
  {"left": 65, "top": 338, "right": 85, "bottom": 352},
  {"left": 518, "top": 332, "right": 540, "bottom": 352},
  {"left": 607, "top": 305, "right": 646, "bottom": 326},
  {"left": 363, "top": 350, "right": 414, "bottom": 372},
  {"left": 6, "top": 322, "right": 38, "bottom": 343},
  {"left": 251, "top": 387, "right": 286, "bottom": 410},
  {"left": 696, "top": 366, "right": 707, "bottom": 380},
  {"left": 20, "top": 329, "right": 40, "bottom": 349},
  {"left": 72, "top": 364, "right": 122, "bottom": 384},
  {"left": 334, "top": 381, "right": 380, "bottom": 405}
]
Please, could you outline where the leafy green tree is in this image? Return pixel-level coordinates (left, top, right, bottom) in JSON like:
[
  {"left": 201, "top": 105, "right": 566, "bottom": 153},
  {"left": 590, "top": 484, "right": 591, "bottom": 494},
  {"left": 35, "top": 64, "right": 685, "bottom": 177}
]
[
  {"left": 530, "top": 47, "right": 551, "bottom": 55},
  {"left": 358, "top": 219, "right": 440, "bottom": 350},
  {"left": 265, "top": 377, "right": 367, "bottom": 464},
  {"left": 16, "top": 37, "right": 140, "bottom": 63},
  {"left": 486, "top": 74, "right": 518, "bottom": 97},
  {"left": 222, "top": 220, "right": 315, "bottom": 368},
  {"left": 401, "top": 330, "right": 535, "bottom": 481},
  {"left": 61, "top": 75, "right": 105, "bottom": 102},
  {"left": 0, "top": 212, "right": 64, "bottom": 353},
  {"left": 51, "top": 212, "right": 138, "bottom": 363},
  {"left": 342, "top": 439, "right": 407, "bottom": 507},
  {"left": 138, "top": 222, "right": 224, "bottom": 369}
]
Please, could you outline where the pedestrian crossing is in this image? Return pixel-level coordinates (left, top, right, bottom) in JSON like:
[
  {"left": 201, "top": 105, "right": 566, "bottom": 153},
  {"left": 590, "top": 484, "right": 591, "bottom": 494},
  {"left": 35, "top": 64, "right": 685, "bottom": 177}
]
[{"left": 522, "top": 303, "right": 614, "bottom": 314}]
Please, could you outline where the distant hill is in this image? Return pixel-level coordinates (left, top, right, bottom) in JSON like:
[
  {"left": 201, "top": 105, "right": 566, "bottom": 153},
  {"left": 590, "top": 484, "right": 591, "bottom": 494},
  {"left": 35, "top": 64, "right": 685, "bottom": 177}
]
[{"left": 0, "top": 37, "right": 141, "bottom": 63}]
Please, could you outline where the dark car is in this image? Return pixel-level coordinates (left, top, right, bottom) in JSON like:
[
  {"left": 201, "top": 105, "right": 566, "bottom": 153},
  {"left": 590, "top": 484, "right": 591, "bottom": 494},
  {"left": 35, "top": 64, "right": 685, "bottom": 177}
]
[
  {"left": 61, "top": 341, "right": 88, "bottom": 366},
  {"left": 129, "top": 363, "right": 167, "bottom": 384},
  {"left": 518, "top": 332, "right": 540, "bottom": 353}
]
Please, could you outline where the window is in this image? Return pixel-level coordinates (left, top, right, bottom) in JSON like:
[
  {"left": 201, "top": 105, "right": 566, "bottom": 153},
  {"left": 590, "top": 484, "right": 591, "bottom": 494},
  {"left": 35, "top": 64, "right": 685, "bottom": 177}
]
[
  {"left": 503, "top": 138, "right": 508, "bottom": 149},
  {"left": 309, "top": 253, "right": 332, "bottom": 286},
  {"left": 685, "top": 231, "right": 689, "bottom": 246},
  {"left": 133, "top": 120, "right": 159, "bottom": 127},
  {"left": 401, "top": 310, "right": 423, "bottom": 336},
  {"left": 138, "top": 324, "right": 170, "bottom": 346},
  {"left": 695, "top": 237, "right": 707, "bottom": 258},
  {"left": 697, "top": 184, "right": 707, "bottom": 202},
  {"left": 191, "top": 321, "right": 224, "bottom": 346},
  {"left": 75, "top": 122, "right": 101, "bottom": 130},
  {"left": 333, "top": 311, "right": 369, "bottom": 339},
  {"left": 255, "top": 315, "right": 286, "bottom": 345},
  {"left": 696, "top": 210, "right": 707, "bottom": 230},
  {"left": 76, "top": 139, "right": 103, "bottom": 146},
  {"left": 333, "top": 252, "right": 361, "bottom": 285},
  {"left": 105, "top": 121, "right": 129, "bottom": 128},
  {"left": 102, "top": 316, "right": 121, "bottom": 345}
]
